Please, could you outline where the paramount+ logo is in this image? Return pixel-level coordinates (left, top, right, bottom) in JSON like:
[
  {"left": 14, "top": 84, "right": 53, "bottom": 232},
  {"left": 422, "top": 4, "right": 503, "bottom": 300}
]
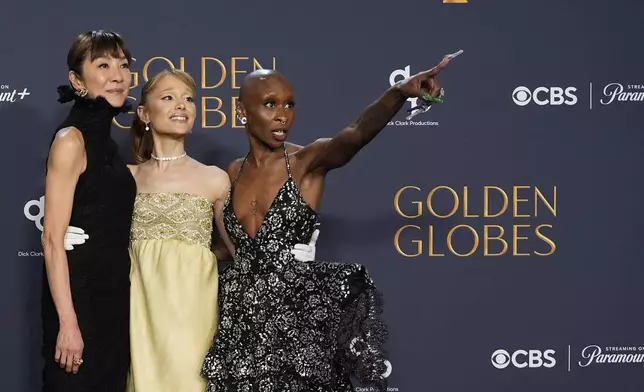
[
  {"left": 491, "top": 348, "right": 556, "bottom": 369},
  {"left": 512, "top": 86, "right": 578, "bottom": 107}
]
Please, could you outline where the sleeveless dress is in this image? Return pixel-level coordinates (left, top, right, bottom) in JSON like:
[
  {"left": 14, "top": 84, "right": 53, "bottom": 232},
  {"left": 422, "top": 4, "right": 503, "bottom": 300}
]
[
  {"left": 127, "top": 192, "right": 219, "bottom": 392},
  {"left": 41, "top": 92, "right": 136, "bottom": 391},
  {"left": 202, "top": 148, "right": 390, "bottom": 392}
]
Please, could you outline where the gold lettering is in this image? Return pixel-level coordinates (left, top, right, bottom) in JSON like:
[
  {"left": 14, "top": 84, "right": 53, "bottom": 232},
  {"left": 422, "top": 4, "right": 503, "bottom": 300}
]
[
  {"left": 253, "top": 57, "right": 276, "bottom": 74},
  {"left": 201, "top": 57, "right": 226, "bottom": 89},
  {"left": 427, "top": 186, "right": 458, "bottom": 218},
  {"left": 394, "top": 225, "right": 422, "bottom": 257},
  {"left": 512, "top": 224, "right": 530, "bottom": 255},
  {"left": 112, "top": 96, "right": 137, "bottom": 129},
  {"left": 463, "top": 186, "right": 479, "bottom": 217},
  {"left": 143, "top": 57, "right": 185, "bottom": 82},
  {"left": 428, "top": 225, "right": 444, "bottom": 256},
  {"left": 484, "top": 186, "right": 508, "bottom": 218},
  {"left": 130, "top": 72, "right": 139, "bottom": 90},
  {"left": 535, "top": 186, "right": 556, "bottom": 217},
  {"left": 231, "top": 57, "right": 249, "bottom": 89},
  {"left": 534, "top": 224, "right": 556, "bottom": 256},
  {"left": 202, "top": 97, "right": 225, "bottom": 128},
  {"left": 484, "top": 225, "right": 507, "bottom": 256},
  {"left": 513, "top": 186, "right": 530, "bottom": 218},
  {"left": 393, "top": 186, "right": 422, "bottom": 218},
  {"left": 447, "top": 225, "right": 478, "bottom": 257}
]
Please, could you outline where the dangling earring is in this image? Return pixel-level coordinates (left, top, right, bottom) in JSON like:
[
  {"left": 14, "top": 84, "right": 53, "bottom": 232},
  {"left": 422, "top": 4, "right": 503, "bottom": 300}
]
[
  {"left": 145, "top": 123, "right": 150, "bottom": 131},
  {"left": 75, "top": 88, "right": 87, "bottom": 98},
  {"left": 240, "top": 117, "right": 247, "bottom": 125}
]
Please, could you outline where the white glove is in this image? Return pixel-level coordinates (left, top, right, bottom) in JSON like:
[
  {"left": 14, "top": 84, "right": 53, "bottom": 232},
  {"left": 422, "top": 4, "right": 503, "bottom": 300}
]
[
  {"left": 291, "top": 229, "right": 319, "bottom": 262},
  {"left": 41, "top": 226, "right": 89, "bottom": 251}
]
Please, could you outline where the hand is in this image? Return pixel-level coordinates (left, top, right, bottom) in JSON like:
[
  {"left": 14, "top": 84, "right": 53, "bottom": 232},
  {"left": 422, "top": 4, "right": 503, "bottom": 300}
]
[
  {"left": 55, "top": 323, "right": 84, "bottom": 374},
  {"left": 291, "top": 229, "right": 319, "bottom": 262},
  {"left": 63, "top": 226, "right": 89, "bottom": 251},
  {"left": 395, "top": 55, "right": 452, "bottom": 103},
  {"left": 39, "top": 226, "right": 88, "bottom": 251}
]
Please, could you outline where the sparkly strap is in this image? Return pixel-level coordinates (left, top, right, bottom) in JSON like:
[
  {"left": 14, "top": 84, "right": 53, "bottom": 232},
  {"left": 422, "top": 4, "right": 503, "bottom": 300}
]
[{"left": 283, "top": 147, "right": 292, "bottom": 179}]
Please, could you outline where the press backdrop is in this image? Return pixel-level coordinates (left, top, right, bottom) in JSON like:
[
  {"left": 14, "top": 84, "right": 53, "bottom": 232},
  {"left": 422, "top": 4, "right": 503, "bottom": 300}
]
[{"left": 2, "top": 0, "right": 643, "bottom": 391}]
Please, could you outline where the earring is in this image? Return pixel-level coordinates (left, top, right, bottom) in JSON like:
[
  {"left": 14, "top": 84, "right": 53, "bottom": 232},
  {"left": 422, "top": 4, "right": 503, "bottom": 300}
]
[
  {"left": 240, "top": 117, "right": 247, "bottom": 125},
  {"left": 145, "top": 123, "right": 150, "bottom": 131},
  {"left": 75, "top": 88, "right": 87, "bottom": 98}
]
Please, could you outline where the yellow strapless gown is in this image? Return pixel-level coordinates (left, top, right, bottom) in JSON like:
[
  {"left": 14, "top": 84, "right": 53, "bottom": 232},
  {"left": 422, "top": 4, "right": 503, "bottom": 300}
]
[{"left": 126, "top": 192, "right": 218, "bottom": 392}]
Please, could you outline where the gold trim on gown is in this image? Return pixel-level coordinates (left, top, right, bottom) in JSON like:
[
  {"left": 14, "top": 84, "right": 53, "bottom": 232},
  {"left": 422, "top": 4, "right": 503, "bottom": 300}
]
[{"left": 126, "top": 192, "right": 218, "bottom": 392}]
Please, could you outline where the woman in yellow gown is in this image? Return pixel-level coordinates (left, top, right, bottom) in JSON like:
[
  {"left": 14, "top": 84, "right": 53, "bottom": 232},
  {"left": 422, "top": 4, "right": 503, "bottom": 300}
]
[
  {"left": 127, "top": 190, "right": 219, "bottom": 390},
  {"left": 125, "top": 69, "right": 229, "bottom": 391}
]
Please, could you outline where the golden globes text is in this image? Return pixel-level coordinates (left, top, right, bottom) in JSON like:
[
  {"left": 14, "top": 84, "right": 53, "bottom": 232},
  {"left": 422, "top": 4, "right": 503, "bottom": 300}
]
[{"left": 393, "top": 185, "right": 557, "bottom": 257}]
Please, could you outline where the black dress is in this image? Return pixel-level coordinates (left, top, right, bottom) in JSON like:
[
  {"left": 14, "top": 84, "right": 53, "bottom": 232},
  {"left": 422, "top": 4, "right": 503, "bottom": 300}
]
[
  {"left": 40, "top": 89, "right": 136, "bottom": 392},
  {"left": 202, "top": 148, "right": 390, "bottom": 392}
]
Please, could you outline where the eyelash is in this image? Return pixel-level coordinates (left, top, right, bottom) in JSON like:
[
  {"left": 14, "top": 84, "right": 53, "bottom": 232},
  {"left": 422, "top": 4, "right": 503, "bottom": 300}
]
[
  {"left": 98, "top": 63, "right": 130, "bottom": 69},
  {"left": 163, "top": 96, "right": 194, "bottom": 102},
  {"left": 265, "top": 101, "right": 294, "bottom": 108}
]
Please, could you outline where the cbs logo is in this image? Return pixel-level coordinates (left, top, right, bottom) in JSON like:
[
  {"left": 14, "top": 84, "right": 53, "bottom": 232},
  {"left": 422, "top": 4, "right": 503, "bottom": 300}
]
[
  {"left": 512, "top": 86, "right": 577, "bottom": 106},
  {"left": 24, "top": 196, "right": 44, "bottom": 231},
  {"left": 491, "top": 349, "right": 556, "bottom": 369}
]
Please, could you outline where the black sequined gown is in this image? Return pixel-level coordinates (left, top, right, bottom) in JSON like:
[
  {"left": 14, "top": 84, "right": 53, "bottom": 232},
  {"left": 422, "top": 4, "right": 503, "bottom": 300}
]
[
  {"left": 40, "top": 92, "right": 136, "bottom": 392},
  {"left": 202, "top": 148, "right": 389, "bottom": 391}
]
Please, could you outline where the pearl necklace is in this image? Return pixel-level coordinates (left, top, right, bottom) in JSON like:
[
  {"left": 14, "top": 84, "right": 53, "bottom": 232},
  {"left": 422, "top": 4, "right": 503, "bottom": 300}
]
[{"left": 151, "top": 152, "right": 187, "bottom": 161}]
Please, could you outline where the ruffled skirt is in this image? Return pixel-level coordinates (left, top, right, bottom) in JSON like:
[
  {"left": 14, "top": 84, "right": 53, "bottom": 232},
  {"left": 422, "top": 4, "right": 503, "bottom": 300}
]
[{"left": 201, "top": 260, "right": 389, "bottom": 392}]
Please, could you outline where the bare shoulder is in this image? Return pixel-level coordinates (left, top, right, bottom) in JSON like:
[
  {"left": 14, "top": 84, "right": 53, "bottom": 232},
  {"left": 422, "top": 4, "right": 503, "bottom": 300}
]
[
  {"left": 202, "top": 164, "right": 228, "bottom": 180},
  {"left": 190, "top": 159, "right": 226, "bottom": 178},
  {"left": 226, "top": 157, "right": 246, "bottom": 179},
  {"left": 52, "top": 126, "right": 84, "bottom": 148},
  {"left": 126, "top": 164, "right": 140, "bottom": 176},
  {"left": 48, "top": 127, "right": 85, "bottom": 167},
  {"left": 193, "top": 162, "right": 230, "bottom": 202}
]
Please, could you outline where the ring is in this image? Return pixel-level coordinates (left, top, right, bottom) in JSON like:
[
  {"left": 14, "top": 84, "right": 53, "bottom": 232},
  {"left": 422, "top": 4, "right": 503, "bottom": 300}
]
[{"left": 73, "top": 358, "right": 83, "bottom": 365}]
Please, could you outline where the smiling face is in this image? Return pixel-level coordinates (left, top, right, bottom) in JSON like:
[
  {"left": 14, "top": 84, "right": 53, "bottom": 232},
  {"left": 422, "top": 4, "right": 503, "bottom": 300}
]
[
  {"left": 70, "top": 52, "right": 131, "bottom": 107},
  {"left": 136, "top": 72, "right": 197, "bottom": 136},
  {"left": 237, "top": 71, "right": 296, "bottom": 149},
  {"left": 66, "top": 30, "right": 133, "bottom": 107}
]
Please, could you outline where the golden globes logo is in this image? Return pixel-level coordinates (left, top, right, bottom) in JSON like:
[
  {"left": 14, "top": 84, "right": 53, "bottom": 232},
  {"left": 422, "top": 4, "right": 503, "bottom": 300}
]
[
  {"left": 393, "top": 185, "right": 556, "bottom": 257},
  {"left": 112, "top": 55, "right": 277, "bottom": 129}
]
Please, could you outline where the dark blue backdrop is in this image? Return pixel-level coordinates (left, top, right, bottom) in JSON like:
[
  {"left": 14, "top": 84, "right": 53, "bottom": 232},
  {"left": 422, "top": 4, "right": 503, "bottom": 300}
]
[{"left": 2, "top": 0, "right": 643, "bottom": 391}]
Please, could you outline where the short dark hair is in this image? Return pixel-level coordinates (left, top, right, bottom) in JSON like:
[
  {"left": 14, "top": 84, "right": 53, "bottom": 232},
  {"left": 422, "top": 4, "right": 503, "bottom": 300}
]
[{"left": 66, "top": 30, "right": 132, "bottom": 76}]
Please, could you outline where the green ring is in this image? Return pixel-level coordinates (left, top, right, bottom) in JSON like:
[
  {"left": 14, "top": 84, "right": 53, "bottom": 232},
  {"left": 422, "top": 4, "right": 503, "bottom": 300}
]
[{"left": 423, "top": 95, "right": 443, "bottom": 104}]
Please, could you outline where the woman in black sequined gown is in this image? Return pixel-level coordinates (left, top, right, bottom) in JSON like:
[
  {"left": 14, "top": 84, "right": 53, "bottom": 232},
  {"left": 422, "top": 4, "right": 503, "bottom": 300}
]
[
  {"left": 40, "top": 31, "right": 136, "bottom": 392},
  {"left": 202, "top": 57, "right": 453, "bottom": 391}
]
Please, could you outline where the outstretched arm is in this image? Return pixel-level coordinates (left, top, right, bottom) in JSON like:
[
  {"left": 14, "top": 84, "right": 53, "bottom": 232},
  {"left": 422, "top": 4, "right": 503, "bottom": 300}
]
[{"left": 298, "top": 56, "right": 452, "bottom": 174}]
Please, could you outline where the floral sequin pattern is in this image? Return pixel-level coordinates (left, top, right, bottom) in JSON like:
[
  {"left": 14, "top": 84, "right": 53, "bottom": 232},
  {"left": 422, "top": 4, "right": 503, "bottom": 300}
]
[
  {"left": 130, "top": 192, "right": 213, "bottom": 249},
  {"left": 201, "top": 150, "right": 389, "bottom": 391}
]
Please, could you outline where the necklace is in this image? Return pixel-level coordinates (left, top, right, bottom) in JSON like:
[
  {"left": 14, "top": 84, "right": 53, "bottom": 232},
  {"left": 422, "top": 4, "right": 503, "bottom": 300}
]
[{"left": 151, "top": 152, "right": 187, "bottom": 161}]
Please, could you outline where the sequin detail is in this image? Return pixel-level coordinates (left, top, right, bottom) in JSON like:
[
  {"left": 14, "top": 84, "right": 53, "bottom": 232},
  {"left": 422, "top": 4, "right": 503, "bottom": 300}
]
[
  {"left": 201, "top": 149, "right": 389, "bottom": 391},
  {"left": 130, "top": 192, "right": 213, "bottom": 249}
]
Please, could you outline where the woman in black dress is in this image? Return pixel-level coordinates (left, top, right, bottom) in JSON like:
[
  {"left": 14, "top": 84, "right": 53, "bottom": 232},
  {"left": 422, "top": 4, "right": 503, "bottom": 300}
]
[
  {"left": 201, "top": 55, "right": 453, "bottom": 391},
  {"left": 40, "top": 30, "right": 136, "bottom": 392}
]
